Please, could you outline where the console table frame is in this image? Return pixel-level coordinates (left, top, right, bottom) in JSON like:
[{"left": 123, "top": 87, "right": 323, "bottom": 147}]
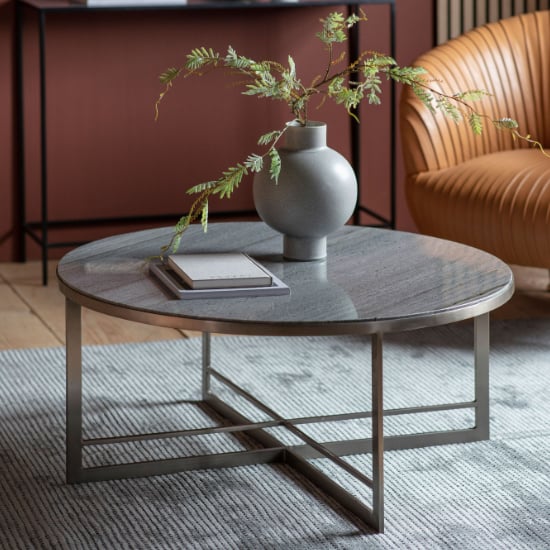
[{"left": 15, "top": 0, "right": 396, "bottom": 285}]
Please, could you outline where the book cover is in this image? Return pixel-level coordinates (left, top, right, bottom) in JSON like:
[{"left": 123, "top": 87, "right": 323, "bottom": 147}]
[
  {"left": 149, "top": 261, "right": 290, "bottom": 300},
  {"left": 167, "top": 253, "right": 273, "bottom": 290}
]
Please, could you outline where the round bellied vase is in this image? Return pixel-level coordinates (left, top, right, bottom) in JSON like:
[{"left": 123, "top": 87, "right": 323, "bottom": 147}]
[{"left": 252, "top": 121, "right": 358, "bottom": 261}]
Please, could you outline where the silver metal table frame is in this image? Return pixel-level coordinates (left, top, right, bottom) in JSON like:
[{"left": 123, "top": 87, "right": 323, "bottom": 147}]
[
  {"left": 65, "top": 301, "right": 490, "bottom": 534},
  {"left": 59, "top": 223, "right": 513, "bottom": 534}
]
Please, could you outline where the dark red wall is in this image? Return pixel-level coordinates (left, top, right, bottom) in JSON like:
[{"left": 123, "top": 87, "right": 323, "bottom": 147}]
[{"left": 0, "top": 0, "right": 433, "bottom": 261}]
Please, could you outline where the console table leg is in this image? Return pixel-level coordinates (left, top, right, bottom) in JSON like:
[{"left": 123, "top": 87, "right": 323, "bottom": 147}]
[
  {"left": 371, "top": 332, "right": 385, "bottom": 533},
  {"left": 201, "top": 332, "right": 211, "bottom": 400},
  {"left": 65, "top": 298, "right": 83, "bottom": 484},
  {"left": 474, "top": 313, "right": 490, "bottom": 439}
]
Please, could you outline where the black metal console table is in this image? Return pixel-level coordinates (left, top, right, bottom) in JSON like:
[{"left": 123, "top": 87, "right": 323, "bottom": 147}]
[{"left": 15, "top": 0, "right": 396, "bottom": 285}]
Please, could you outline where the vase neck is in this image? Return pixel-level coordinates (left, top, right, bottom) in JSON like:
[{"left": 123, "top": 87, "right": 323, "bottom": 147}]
[{"left": 284, "top": 121, "right": 327, "bottom": 151}]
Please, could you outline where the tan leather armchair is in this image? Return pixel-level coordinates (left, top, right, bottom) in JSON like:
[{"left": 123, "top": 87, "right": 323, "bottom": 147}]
[{"left": 400, "top": 11, "right": 550, "bottom": 268}]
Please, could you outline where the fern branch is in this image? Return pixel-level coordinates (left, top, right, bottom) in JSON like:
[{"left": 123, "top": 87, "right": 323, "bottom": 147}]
[
  {"left": 161, "top": 125, "right": 288, "bottom": 254},
  {"left": 154, "top": 9, "right": 546, "bottom": 255}
]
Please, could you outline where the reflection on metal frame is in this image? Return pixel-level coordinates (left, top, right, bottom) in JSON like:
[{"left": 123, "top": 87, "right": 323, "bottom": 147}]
[
  {"left": 434, "top": 0, "right": 550, "bottom": 44},
  {"left": 65, "top": 300, "right": 491, "bottom": 533}
]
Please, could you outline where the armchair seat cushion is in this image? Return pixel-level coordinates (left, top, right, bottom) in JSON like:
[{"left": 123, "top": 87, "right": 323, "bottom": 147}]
[{"left": 409, "top": 149, "right": 550, "bottom": 267}]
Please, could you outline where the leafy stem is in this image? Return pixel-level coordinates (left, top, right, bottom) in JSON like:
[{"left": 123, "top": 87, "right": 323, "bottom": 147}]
[
  {"left": 155, "top": 10, "right": 544, "bottom": 255},
  {"left": 159, "top": 127, "right": 287, "bottom": 255}
]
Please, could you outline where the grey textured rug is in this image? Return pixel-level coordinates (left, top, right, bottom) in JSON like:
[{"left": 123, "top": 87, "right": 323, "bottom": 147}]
[{"left": 0, "top": 319, "right": 549, "bottom": 549}]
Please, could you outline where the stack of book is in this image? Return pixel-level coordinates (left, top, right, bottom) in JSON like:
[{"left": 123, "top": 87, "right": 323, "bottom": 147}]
[{"left": 150, "top": 252, "right": 290, "bottom": 299}]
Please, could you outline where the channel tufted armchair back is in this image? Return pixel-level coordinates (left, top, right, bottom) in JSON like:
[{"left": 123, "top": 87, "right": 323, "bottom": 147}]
[{"left": 400, "top": 10, "right": 550, "bottom": 268}]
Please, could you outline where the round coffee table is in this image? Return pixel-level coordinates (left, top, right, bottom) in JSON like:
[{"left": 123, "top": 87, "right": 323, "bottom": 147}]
[{"left": 57, "top": 222, "right": 514, "bottom": 532}]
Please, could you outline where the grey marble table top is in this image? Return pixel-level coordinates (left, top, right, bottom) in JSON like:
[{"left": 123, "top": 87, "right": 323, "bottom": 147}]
[{"left": 57, "top": 223, "right": 514, "bottom": 335}]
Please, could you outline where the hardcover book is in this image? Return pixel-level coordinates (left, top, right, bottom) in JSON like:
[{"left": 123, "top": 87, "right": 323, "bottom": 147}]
[
  {"left": 167, "top": 252, "right": 273, "bottom": 290},
  {"left": 149, "top": 256, "right": 290, "bottom": 300}
]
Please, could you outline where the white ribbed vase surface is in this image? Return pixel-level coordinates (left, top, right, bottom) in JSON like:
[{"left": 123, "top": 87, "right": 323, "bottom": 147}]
[{"left": 253, "top": 121, "right": 358, "bottom": 261}]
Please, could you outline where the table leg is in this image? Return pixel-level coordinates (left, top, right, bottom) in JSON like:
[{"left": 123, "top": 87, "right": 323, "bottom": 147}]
[
  {"left": 474, "top": 312, "right": 490, "bottom": 439},
  {"left": 61, "top": 317, "right": 486, "bottom": 530},
  {"left": 371, "top": 332, "right": 385, "bottom": 532},
  {"left": 201, "top": 332, "right": 211, "bottom": 400},
  {"left": 204, "top": 333, "right": 385, "bottom": 532},
  {"left": 65, "top": 298, "right": 83, "bottom": 484}
]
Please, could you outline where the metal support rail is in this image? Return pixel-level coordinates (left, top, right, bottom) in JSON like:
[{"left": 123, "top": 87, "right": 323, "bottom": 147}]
[
  {"left": 82, "top": 398, "right": 475, "bottom": 448},
  {"left": 67, "top": 319, "right": 489, "bottom": 533}
]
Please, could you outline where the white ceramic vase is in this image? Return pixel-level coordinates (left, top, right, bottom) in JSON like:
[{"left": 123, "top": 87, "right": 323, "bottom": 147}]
[{"left": 253, "top": 121, "right": 358, "bottom": 261}]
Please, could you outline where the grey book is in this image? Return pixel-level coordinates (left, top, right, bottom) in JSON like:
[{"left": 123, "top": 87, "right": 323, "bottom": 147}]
[
  {"left": 167, "top": 252, "right": 273, "bottom": 290},
  {"left": 149, "top": 255, "right": 290, "bottom": 300}
]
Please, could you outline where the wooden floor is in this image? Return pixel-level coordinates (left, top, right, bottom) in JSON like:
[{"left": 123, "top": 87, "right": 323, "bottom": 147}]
[
  {"left": 0, "top": 261, "right": 196, "bottom": 350},
  {"left": 0, "top": 260, "right": 548, "bottom": 350}
]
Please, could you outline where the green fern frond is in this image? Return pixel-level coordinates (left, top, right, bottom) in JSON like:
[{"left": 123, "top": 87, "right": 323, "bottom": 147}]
[
  {"left": 368, "top": 54, "right": 396, "bottom": 68},
  {"left": 175, "top": 214, "right": 190, "bottom": 233},
  {"left": 468, "top": 112, "right": 483, "bottom": 135},
  {"left": 366, "top": 88, "right": 380, "bottom": 105},
  {"left": 436, "top": 97, "right": 462, "bottom": 123},
  {"left": 217, "top": 164, "right": 247, "bottom": 198},
  {"left": 315, "top": 6, "right": 365, "bottom": 53},
  {"left": 258, "top": 130, "right": 282, "bottom": 146},
  {"left": 345, "top": 12, "right": 365, "bottom": 28},
  {"left": 279, "top": 59, "right": 301, "bottom": 101},
  {"left": 171, "top": 233, "right": 183, "bottom": 253},
  {"left": 363, "top": 75, "right": 382, "bottom": 104},
  {"left": 200, "top": 201, "right": 209, "bottom": 231},
  {"left": 494, "top": 117, "right": 519, "bottom": 130},
  {"left": 185, "top": 47, "right": 220, "bottom": 71},
  {"left": 243, "top": 72, "right": 279, "bottom": 98},
  {"left": 269, "top": 149, "right": 281, "bottom": 182},
  {"left": 287, "top": 55, "right": 296, "bottom": 79},
  {"left": 331, "top": 85, "right": 365, "bottom": 110},
  {"left": 328, "top": 76, "right": 345, "bottom": 96},
  {"left": 291, "top": 96, "right": 307, "bottom": 119},
  {"left": 159, "top": 67, "right": 181, "bottom": 84},
  {"left": 186, "top": 181, "right": 219, "bottom": 194},
  {"left": 317, "top": 12, "right": 347, "bottom": 44},
  {"left": 454, "top": 89, "right": 492, "bottom": 102},
  {"left": 411, "top": 85, "right": 435, "bottom": 112},
  {"left": 249, "top": 61, "right": 274, "bottom": 75},
  {"left": 387, "top": 66, "right": 427, "bottom": 85},
  {"left": 244, "top": 154, "right": 264, "bottom": 172},
  {"left": 224, "top": 46, "right": 255, "bottom": 70}
]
